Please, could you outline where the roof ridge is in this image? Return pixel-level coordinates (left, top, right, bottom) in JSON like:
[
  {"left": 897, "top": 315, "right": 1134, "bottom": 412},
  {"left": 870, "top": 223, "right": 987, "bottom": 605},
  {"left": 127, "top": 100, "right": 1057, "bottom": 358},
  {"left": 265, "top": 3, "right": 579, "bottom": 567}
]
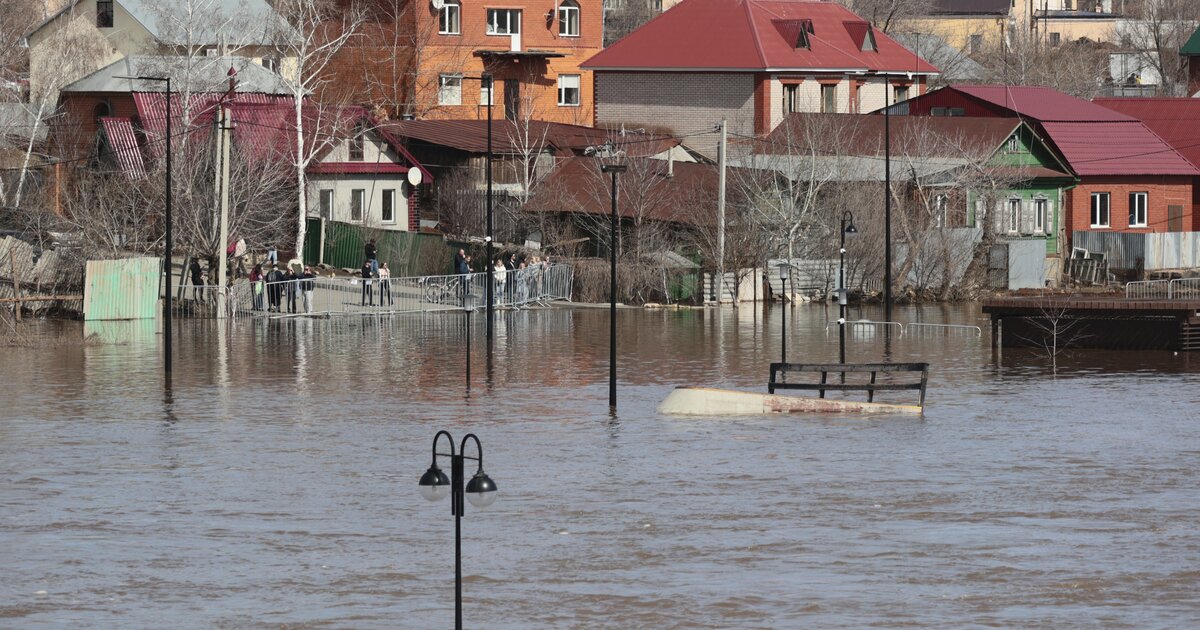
[{"left": 743, "top": 0, "right": 770, "bottom": 70}]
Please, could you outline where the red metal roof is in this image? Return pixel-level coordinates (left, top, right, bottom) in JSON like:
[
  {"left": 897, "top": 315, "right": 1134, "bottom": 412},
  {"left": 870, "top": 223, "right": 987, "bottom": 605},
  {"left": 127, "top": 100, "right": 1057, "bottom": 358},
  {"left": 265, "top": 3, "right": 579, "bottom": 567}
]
[
  {"left": 763, "top": 113, "right": 1025, "bottom": 157},
  {"left": 377, "top": 119, "right": 680, "bottom": 158},
  {"left": 582, "top": 0, "right": 938, "bottom": 74},
  {"left": 1093, "top": 98, "right": 1200, "bottom": 170},
  {"left": 949, "top": 85, "right": 1134, "bottom": 122},
  {"left": 99, "top": 117, "right": 146, "bottom": 178},
  {"left": 1039, "top": 122, "right": 1199, "bottom": 176}
]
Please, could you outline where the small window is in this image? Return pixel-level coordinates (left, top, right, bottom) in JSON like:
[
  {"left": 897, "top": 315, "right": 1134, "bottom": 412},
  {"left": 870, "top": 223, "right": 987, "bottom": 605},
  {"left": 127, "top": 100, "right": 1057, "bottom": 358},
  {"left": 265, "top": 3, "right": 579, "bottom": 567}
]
[
  {"left": 862, "top": 28, "right": 877, "bottom": 52},
  {"left": 948, "top": 107, "right": 965, "bottom": 116},
  {"left": 558, "top": 74, "right": 580, "bottom": 106},
  {"left": 205, "top": 48, "right": 218, "bottom": 57},
  {"left": 1049, "top": 32, "right": 1061, "bottom": 46},
  {"left": 348, "top": 124, "right": 365, "bottom": 161},
  {"left": 440, "top": 1, "right": 460, "bottom": 35},
  {"left": 821, "top": 84, "right": 836, "bottom": 113},
  {"left": 893, "top": 85, "right": 909, "bottom": 103},
  {"left": 1006, "top": 134, "right": 1020, "bottom": 153},
  {"left": 319, "top": 189, "right": 333, "bottom": 219},
  {"left": 559, "top": 0, "right": 580, "bottom": 37},
  {"left": 1129, "top": 191, "right": 1148, "bottom": 227},
  {"left": 1007, "top": 198, "right": 1021, "bottom": 233},
  {"left": 260, "top": 57, "right": 280, "bottom": 73},
  {"left": 480, "top": 80, "right": 494, "bottom": 106},
  {"left": 783, "top": 84, "right": 798, "bottom": 113},
  {"left": 969, "top": 34, "right": 983, "bottom": 53},
  {"left": 931, "top": 107, "right": 948, "bottom": 116},
  {"left": 93, "top": 100, "right": 111, "bottom": 123},
  {"left": 381, "top": 189, "right": 395, "bottom": 224},
  {"left": 487, "top": 9, "right": 521, "bottom": 35},
  {"left": 351, "top": 189, "right": 365, "bottom": 222},
  {"left": 97, "top": 0, "right": 113, "bottom": 28},
  {"left": 439, "top": 74, "right": 462, "bottom": 105},
  {"left": 1034, "top": 198, "right": 1047, "bottom": 233},
  {"left": 1090, "top": 192, "right": 1110, "bottom": 228}
]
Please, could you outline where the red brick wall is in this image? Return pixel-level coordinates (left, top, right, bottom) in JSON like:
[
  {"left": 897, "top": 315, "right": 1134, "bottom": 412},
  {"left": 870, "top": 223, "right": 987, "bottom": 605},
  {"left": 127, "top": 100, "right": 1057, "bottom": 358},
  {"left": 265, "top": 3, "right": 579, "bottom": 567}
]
[
  {"left": 1065, "top": 176, "right": 1193, "bottom": 235},
  {"left": 53, "top": 93, "right": 138, "bottom": 159}
]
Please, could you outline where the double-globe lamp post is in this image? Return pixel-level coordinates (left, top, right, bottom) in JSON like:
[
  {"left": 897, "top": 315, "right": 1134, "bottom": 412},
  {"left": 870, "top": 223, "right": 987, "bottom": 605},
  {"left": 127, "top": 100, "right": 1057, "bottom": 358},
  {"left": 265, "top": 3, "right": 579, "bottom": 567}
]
[
  {"left": 837, "top": 211, "right": 858, "bottom": 366},
  {"left": 601, "top": 163, "right": 626, "bottom": 410},
  {"left": 418, "top": 431, "right": 498, "bottom": 630}
]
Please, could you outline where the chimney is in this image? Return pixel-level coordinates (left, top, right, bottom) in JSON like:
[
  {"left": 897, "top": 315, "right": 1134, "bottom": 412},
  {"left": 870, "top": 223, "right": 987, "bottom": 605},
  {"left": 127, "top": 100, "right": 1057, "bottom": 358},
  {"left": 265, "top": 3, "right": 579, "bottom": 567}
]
[{"left": 667, "top": 147, "right": 674, "bottom": 177}]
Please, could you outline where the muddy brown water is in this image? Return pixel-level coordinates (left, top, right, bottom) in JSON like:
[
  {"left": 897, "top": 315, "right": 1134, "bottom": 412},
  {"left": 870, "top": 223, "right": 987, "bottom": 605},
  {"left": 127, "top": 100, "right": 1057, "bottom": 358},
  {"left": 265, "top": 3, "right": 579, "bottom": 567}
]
[{"left": 2, "top": 304, "right": 1199, "bottom": 628}]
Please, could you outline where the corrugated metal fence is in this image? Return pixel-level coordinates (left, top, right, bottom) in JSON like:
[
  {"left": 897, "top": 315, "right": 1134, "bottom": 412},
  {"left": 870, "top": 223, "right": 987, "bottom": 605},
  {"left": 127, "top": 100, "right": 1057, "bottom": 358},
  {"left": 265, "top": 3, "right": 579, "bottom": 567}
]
[
  {"left": 1073, "top": 231, "right": 1200, "bottom": 270},
  {"left": 305, "top": 219, "right": 453, "bottom": 276},
  {"left": 83, "top": 257, "right": 160, "bottom": 320}
]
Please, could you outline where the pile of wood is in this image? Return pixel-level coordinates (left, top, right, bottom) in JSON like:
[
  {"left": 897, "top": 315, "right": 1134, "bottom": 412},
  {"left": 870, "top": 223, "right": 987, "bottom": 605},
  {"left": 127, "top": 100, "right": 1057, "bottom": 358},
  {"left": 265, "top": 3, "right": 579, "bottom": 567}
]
[{"left": 0, "top": 237, "right": 84, "bottom": 319}]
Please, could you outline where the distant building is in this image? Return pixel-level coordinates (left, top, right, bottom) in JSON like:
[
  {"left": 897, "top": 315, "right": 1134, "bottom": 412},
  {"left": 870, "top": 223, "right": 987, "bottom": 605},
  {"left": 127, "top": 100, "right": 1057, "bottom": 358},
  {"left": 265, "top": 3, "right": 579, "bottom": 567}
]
[{"left": 582, "top": 0, "right": 938, "bottom": 156}]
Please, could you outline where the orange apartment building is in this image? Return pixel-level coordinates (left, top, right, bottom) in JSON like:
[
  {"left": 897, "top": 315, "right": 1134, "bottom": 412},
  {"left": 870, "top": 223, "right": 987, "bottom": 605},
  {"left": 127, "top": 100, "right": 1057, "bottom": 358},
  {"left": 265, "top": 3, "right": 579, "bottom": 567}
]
[{"left": 329, "top": 0, "right": 603, "bottom": 125}]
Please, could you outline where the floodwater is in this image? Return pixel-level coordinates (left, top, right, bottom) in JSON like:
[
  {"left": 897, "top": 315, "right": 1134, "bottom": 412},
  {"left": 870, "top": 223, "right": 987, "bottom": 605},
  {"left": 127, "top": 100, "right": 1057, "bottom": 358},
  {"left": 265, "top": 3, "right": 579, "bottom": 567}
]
[{"left": 2, "top": 304, "right": 1199, "bottom": 628}]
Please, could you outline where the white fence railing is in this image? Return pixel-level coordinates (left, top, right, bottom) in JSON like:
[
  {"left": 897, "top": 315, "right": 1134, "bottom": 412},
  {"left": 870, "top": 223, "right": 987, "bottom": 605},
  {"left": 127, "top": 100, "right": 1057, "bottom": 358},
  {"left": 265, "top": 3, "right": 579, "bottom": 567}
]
[
  {"left": 226, "top": 263, "right": 573, "bottom": 317},
  {"left": 1125, "top": 277, "right": 1200, "bottom": 300},
  {"left": 823, "top": 320, "right": 983, "bottom": 338}
]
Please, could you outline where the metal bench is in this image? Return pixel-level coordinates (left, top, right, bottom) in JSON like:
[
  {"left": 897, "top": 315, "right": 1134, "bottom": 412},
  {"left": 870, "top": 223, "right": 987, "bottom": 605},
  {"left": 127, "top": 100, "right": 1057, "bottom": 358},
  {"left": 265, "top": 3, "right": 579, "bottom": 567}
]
[{"left": 768, "top": 362, "right": 930, "bottom": 407}]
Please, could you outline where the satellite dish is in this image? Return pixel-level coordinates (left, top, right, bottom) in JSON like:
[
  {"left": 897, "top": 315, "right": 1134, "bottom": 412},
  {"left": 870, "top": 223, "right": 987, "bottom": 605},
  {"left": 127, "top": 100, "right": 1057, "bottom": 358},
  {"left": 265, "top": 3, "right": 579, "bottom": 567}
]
[
  {"left": 407, "top": 168, "right": 424, "bottom": 186},
  {"left": 431, "top": 0, "right": 445, "bottom": 9}
]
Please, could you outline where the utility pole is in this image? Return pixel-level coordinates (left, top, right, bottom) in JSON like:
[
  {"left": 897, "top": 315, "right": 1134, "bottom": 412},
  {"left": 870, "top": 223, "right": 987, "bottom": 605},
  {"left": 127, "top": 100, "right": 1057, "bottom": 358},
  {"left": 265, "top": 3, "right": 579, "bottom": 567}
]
[
  {"left": 884, "top": 77, "right": 893, "bottom": 324},
  {"left": 217, "top": 104, "right": 232, "bottom": 319},
  {"left": 716, "top": 119, "right": 727, "bottom": 304}
]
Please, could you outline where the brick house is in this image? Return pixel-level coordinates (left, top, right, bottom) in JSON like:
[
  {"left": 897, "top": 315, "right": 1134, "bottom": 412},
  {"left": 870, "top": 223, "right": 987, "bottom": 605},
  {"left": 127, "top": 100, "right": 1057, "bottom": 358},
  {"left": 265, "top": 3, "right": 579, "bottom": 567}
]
[
  {"left": 891, "top": 85, "right": 1199, "bottom": 246},
  {"left": 581, "top": 0, "right": 938, "bottom": 156},
  {"left": 327, "top": 0, "right": 603, "bottom": 125}
]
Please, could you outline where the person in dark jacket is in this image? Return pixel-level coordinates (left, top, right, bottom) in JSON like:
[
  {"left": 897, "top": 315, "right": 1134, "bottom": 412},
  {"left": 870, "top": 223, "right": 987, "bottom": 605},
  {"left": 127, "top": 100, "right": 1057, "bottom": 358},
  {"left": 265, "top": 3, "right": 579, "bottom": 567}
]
[
  {"left": 266, "top": 265, "right": 285, "bottom": 312},
  {"left": 504, "top": 253, "right": 517, "bottom": 302},
  {"left": 365, "top": 240, "right": 378, "bottom": 274},
  {"left": 189, "top": 258, "right": 205, "bottom": 302},
  {"left": 284, "top": 267, "right": 298, "bottom": 313},
  {"left": 360, "top": 260, "right": 374, "bottom": 306},
  {"left": 300, "top": 266, "right": 318, "bottom": 313}
]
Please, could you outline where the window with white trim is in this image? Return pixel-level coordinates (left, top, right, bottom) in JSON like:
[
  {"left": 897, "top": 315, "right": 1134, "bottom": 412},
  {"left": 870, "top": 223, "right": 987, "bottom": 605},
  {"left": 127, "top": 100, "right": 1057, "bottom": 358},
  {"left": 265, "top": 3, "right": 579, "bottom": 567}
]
[
  {"left": 1090, "top": 192, "right": 1110, "bottom": 228},
  {"left": 1034, "top": 197, "right": 1047, "bottom": 233},
  {"left": 1007, "top": 198, "right": 1021, "bottom": 233},
  {"left": 1006, "top": 134, "right": 1020, "bottom": 152},
  {"left": 319, "top": 189, "right": 333, "bottom": 219},
  {"left": 439, "top": 74, "right": 462, "bottom": 105},
  {"left": 1129, "top": 191, "right": 1147, "bottom": 227},
  {"left": 351, "top": 189, "right": 365, "bottom": 222},
  {"left": 440, "top": 1, "right": 461, "bottom": 35},
  {"left": 893, "top": 85, "right": 909, "bottom": 103},
  {"left": 487, "top": 9, "right": 521, "bottom": 35},
  {"left": 557, "top": 74, "right": 580, "bottom": 106},
  {"left": 480, "top": 80, "right": 494, "bottom": 106},
  {"left": 783, "top": 84, "right": 798, "bottom": 113},
  {"left": 348, "top": 124, "right": 364, "bottom": 161},
  {"left": 559, "top": 0, "right": 580, "bottom": 37},
  {"left": 381, "top": 189, "right": 395, "bottom": 224},
  {"left": 821, "top": 84, "right": 836, "bottom": 113}
]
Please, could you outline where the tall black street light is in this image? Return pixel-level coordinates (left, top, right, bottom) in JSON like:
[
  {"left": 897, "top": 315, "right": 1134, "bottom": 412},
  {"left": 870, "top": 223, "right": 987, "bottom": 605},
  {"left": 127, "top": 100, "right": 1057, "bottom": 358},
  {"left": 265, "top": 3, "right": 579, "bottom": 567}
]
[
  {"left": 883, "top": 78, "right": 893, "bottom": 324},
  {"left": 600, "top": 163, "right": 626, "bottom": 409},
  {"left": 838, "top": 211, "right": 858, "bottom": 367},
  {"left": 120, "top": 74, "right": 172, "bottom": 378},
  {"left": 777, "top": 261, "right": 791, "bottom": 364},
  {"left": 418, "top": 431, "right": 498, "bottom": 630},
  {"left": 458, "top": 74, "right": 495, "bottom": 341}
]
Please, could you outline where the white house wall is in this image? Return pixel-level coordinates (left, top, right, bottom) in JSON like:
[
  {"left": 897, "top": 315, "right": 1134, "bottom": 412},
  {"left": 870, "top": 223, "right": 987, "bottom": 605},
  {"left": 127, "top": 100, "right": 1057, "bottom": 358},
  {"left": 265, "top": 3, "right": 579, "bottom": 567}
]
[
  {"left": 307, "top": 177, "right": 411, "bottom": 232},
  {"left": 319, "top": 132, "right": 400, "bottom": 164}
]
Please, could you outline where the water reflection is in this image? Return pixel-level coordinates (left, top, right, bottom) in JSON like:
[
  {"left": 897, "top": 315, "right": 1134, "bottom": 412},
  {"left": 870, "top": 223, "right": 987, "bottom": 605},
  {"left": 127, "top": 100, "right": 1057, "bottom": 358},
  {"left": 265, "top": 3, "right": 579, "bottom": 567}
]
[{"left": 2, "top": 304, "right": 1199, "bottom": 628}]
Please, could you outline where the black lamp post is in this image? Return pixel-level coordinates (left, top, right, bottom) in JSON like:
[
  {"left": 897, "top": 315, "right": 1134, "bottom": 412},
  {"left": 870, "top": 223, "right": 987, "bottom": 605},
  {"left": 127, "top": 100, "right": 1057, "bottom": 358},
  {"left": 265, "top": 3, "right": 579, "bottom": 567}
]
[
  {"left": 600, "top": 163, "right": 626, "bottom": 410},
  {"left": 120, "top": 74, "right": 172, "bottom": 378},
  {"left": 838, "top": 211, "right": 858, "bottom": 367},
  {"left": 777, "top": 261, "right": 790, "bottom": 364},
  {"left": 418, "top": 431, "right": 498, "bottom": 630},
  {"left": 458, "top": 74, "right": 494, "bottom": 341},
  {"left": 462, "top": 294, "right": 473, "bottom": 389}
]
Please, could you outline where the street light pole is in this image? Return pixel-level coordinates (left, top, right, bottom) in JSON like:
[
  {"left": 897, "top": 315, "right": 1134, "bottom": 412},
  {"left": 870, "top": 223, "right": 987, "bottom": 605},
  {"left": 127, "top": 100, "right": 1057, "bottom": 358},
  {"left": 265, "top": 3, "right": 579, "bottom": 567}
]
[
  {"left": 120, "top": 74, "right": 173, "bottom": 378},
  {"left": 601, "top": 164, "right": 626, "bottom": 410},
  {"left": 884, "top": 77, "right": 893, "bottom": 324},
  {"left": 419, "top": 431, "right": 498, "bottom": 630},
  {"left": 484, "top": 73, "right": 494, "bottom": 343},
  {"left": 838, "top": 211, "right": 858, "bottom": 367},
  {"left": 777, "top": 262, "right": 790, "bottom": 364}
]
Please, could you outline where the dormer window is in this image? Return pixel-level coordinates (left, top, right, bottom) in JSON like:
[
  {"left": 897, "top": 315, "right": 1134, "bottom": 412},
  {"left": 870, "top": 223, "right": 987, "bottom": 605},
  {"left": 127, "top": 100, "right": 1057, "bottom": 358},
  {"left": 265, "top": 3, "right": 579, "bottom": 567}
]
[
  {"left": 774, "top": 19, "right": 814, "bottom": 50},
  {"left": 97, "top": 0, "right": 114, "bottom": 28},
  {"left": 862, "top": 27, "right": 877, "bottom": 52}
]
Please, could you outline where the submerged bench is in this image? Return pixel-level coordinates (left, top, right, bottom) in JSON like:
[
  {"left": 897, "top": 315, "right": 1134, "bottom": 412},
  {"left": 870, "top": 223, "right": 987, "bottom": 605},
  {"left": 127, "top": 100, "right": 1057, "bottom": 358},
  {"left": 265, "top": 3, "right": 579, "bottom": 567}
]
[{"left": 768, "top": 362, "right": 929, "bottom": 407}]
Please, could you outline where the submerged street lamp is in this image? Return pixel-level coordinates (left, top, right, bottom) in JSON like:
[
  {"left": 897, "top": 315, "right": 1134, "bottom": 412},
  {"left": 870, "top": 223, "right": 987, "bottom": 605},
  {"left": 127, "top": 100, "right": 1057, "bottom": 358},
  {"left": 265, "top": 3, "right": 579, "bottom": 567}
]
[
  {"left": 418, "top": 431, "right": 498, "bottom": 630},
  {"left": 601, "top": 163, "right": 627, "bottom": 410},
  {"left": 838, "top": 211, "right": 858, "bottom": 366},
  {"left": 777, "top": 261, "right": 791, "bottom": 364}
]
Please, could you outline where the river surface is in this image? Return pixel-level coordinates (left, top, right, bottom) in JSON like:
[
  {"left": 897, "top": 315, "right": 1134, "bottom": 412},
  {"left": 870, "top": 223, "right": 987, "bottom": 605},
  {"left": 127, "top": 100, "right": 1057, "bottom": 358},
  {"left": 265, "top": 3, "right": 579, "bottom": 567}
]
[{"left": 2, "top": 304, "right": 1199, "bottom": 628}]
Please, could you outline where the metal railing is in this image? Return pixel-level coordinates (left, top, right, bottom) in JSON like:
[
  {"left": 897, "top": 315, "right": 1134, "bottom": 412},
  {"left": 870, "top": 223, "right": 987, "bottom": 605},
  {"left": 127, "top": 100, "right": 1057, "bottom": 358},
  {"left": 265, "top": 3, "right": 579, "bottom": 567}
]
[
  {"left": 1125, "top": 278, "right": 1200, "bottom": 300},
  {"left": 824, "top": 321, "right": 983, "bottom": 338},
  {"left": 227, "top": 263, "right": 573, "bottom": 317}
]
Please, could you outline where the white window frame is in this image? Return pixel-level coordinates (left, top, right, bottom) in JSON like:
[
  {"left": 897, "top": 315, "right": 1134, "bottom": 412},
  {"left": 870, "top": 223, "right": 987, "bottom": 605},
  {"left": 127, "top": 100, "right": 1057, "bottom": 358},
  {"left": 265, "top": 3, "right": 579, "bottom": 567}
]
[
  {"left": 1129, "top": 191, "right": 1148, "bottom": 227},
  {"left": 557, "top": 74, "right": 581, "bottom": 107},
  {"left": 487, "top": 9, "right": 521, "bottom": 35},
  {"left": 1034, "top": 197, "right": 1047, "bottom": 234},
  {"left": 783, "top": 84, "right": 798, "bottom": 113},
  {"left": 934, "top": 193, "right": 948, "bottom": 228},
  {"left": 821, "top": 84, "right": 837, "bottom": 113},
  {"left": 1090, "top": 192, "right": 1110, "bottom": 228},
  {"left": 440, "top": 1, "right": 461, "bottom": 35},
  {"left": 893, "top": 85, "right": 909, "bottom": 103},
  {"left": 319, "top": 189, "right": 333, "bottom": 219},
  {"left": 480, "top": 81, "right": 494, "bottom": 106},
  {"left": 439, "top": 73, "right": 462, "bottom": 106},
  {"left": 1007, "top": 198, "right": 1021, "bottom": 234},
  {"left": 351, "top": 189, "right": 365, "bottom": 222},
  {"left": 1006, "top": 134, "right": 1020, "bottom": 152},
  {"left": 381, "top": 189, "right": 396, "bottom": 224},
  {"left": 558, "top": 1, "right": 580, "bottom": 37}
]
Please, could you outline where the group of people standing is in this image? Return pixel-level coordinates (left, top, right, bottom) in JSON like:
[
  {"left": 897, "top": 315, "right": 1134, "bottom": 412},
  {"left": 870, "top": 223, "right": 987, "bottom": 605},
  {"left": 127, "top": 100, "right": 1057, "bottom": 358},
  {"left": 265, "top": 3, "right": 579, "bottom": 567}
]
[
  {"left": 360, "top": 239, "right": 394, "bottom": 307},
  {"left": 454, "top": 249, "right": 550, "bottom": 306},
  {"left": 248, "top": 263, "right": 320, "bottom": 314}
]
